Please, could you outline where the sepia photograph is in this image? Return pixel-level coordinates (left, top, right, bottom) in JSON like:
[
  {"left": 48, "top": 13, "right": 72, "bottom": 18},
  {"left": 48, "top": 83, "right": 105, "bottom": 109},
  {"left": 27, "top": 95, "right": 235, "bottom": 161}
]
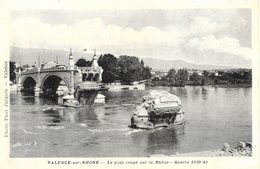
[{"left": 1, "top": 0, "right": 259, "bottom": 168}]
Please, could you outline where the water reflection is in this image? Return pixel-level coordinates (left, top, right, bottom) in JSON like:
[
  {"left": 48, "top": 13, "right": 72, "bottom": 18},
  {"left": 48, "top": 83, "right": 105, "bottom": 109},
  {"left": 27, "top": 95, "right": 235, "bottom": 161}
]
[
  {"left": 147, "top": 127, "right": 185, "bottom": 155},
  {"left": 77, "top": 106, "right": 105, "bottom": 123},
  {"left": 130, "top": 126, "right": 185, "bottom": 155},
  {"left": 201, "top": 87, "right": 208, "bottom": 100},
  {"left": 147, "top": 127, "right": 185, "bottom": 146},
  {"left": 175, "top": 87, "right": 188, "bottom": 96},
  {"left": 43, "top": 106, "right": 106, "bottom": 125},
  {"left": 169, "top": 87, "right": 188, "bottom": 102},
  {"left": 242, "top": 88, "right": 251, "bottom": 98},
  {"left": 191, "top": 87, "right": 200, "bottom": 102}
]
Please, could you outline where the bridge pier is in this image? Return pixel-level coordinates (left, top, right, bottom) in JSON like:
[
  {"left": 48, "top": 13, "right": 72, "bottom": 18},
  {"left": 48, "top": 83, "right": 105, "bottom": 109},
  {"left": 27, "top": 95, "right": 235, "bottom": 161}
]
[
  {"left": 17, "top": 65, "right": 23, "bottom": 91},
  {"left": 35, "top": 68, "right": 43, "bottom": 96},
  {"left": 34, "top": 86, "right": 43, "bottom": 96},
  {"left": 16, "top": 84, "right": 23, "bottom": 92},
  {"left": 69, "top": 70, "right": 75, "bottom": 95}
]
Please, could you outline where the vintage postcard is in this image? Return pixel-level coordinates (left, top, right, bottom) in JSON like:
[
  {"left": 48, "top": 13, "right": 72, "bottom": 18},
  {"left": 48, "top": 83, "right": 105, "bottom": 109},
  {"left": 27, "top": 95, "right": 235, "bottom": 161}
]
[{"left": 0, "top": 0, "right": 259, "bottom": 168}]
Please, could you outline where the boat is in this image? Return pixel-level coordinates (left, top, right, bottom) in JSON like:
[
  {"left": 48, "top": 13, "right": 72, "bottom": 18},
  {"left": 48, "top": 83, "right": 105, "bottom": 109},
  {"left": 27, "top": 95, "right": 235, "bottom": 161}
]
[
  {"left": 94, "top": 94, "right": 106, "bottom": 105},
  {"left": 108, "top": 83, "right": 146, "bottom": 91},
  {"left": 56, "top": 85, "right": 69, "bottom": 96},
  {"left": 130, "top": 90, "right": 185, "bottom": 129}
]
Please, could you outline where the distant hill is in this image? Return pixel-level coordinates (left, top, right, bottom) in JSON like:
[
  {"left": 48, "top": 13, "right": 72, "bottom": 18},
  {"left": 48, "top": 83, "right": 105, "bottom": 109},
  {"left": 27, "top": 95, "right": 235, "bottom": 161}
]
[
  {"left": 10, "top": 46, "right": 94, "bottom": 66},
  {"left": 141, "top": 58, "right": 238, "bottom": 71},
  {"left": 10, "top": 46, "right": 241, "bottom": 70}
]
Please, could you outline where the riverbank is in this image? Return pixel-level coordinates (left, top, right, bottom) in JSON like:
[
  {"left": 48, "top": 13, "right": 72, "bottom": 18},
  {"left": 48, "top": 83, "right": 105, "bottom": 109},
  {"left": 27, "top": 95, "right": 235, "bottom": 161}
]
[
  {"left": 206, "top": 83, "right": 252, "bottom": 88},
  {"left": 146, "top": 81, "right": 252, "bottom": 88},
  {"left": 149, "top": 141, "right": 252, "bottom": 157},
  {"left": 186, "top": 83, "right": 252, "bottom": 88}
]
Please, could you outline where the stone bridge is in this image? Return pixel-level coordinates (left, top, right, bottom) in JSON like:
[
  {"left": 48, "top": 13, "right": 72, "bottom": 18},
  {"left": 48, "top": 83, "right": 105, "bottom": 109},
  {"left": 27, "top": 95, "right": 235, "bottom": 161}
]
[{"left": 16, "top": 49, "right": 103, "bottom": 96}]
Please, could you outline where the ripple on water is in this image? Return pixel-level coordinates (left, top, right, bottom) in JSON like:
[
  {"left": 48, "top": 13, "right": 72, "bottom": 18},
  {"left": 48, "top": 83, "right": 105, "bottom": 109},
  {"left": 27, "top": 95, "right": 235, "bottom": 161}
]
[
  {"left": 35, "top": 125, "right": 65, "bottom": 130},
  {"left": 22, "top": 128, "right": 39, "bottom": 135},
  {"left": 12, "top": 141, "right": 38, "bottom": 148},
  {"left": 80, "top": 123, "right": 88, "bottom": 127},
  {"left": 88, "top": 128, "right": 131, "bottom": 134}
]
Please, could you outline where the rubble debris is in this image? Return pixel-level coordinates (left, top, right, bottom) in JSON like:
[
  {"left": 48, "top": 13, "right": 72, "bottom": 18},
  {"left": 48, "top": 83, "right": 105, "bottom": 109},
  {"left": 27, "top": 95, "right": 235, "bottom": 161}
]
[
  {"left": 162, "top": 141, "right": 252, "bottom": 157},
  {"left": 130, "top": 90, "right": 185, "bottom": 129},
  {"left": 222, "top": 143, "right": 230, "bottom": 152},
  {"left": 218, "top": 141, "right": 252, "bottom": 157}
]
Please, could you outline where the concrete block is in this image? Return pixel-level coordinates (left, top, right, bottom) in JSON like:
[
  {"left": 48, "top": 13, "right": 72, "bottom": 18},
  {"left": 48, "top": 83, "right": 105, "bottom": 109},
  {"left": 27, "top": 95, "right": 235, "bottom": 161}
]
[
  {"left": 237, "top": 141, "right": 246, "bottom": 148},
  {"left": 222, "top": 143, "right": 230, "bottom": 152},
  {"left": 246, "top": 142, "right": 252, "bottom": 149}
]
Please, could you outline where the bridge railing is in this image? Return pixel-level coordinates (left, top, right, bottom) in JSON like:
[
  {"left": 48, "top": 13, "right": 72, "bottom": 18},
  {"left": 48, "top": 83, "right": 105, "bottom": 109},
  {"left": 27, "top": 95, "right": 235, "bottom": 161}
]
[
  {"left": 21, "top": 68, "right": 37, "bottom": 73},
  {"left": 77, "top": 67, "right": 92, "bottom": 71},
  {"left": 20, "top": 66, "right": 68, "bottom": 74},
  {"left": 20, "top": 66, "right": 99, "bottom": 74},
  {"left": 42, "top": 67, "right": 67, "bottom": 70}
]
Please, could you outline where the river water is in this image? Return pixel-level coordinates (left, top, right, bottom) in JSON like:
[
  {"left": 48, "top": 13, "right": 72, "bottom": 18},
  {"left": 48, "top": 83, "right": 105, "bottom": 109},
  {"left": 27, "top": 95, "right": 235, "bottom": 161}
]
[{"left": 10, "top": 86, "right": 252, "bottom": 157}]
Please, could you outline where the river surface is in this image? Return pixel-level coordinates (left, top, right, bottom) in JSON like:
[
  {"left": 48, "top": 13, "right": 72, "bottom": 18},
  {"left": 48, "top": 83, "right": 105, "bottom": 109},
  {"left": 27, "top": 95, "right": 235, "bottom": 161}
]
[{"left": 10, "top": 86, "right": 252, "bottom": 157}]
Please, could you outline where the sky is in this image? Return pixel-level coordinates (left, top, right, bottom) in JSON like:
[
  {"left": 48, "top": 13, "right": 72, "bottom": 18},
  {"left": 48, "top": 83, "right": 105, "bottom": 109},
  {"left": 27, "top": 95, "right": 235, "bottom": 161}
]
[{"left": 9, "top": 9, "right": 252, "bottom": 68}]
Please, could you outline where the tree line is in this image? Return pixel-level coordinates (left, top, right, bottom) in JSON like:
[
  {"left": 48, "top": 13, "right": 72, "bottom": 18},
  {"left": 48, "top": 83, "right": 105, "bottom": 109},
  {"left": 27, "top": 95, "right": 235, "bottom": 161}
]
[
  {"left": 75, "top": 54, "right": 151, "bottom": 84},
  {"left": 151, "top": 68, "right": 252, "bottom": 87}
]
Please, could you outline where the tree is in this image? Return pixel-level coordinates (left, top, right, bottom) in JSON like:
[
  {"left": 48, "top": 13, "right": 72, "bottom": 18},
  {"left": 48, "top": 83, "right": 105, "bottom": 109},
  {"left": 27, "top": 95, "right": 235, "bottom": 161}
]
[
  {"left": 140, "top": 60, "right": 144, "bottom": 67},
  {"left": 175, "top": 69, "right": 188, "bottom": 86},
  {"left": 9, "top": 61, "right": 16, "bottom": 83},
  {"left": 167, "top": 68, "right": 176, "bottom": 78},
  {"left": 166, "top": 68, "right": 176, "bottom": 85},
  {"left": 242, "top": 69, "right": 252, "bottom": 82},
  {"left": 98, "top": 54, "right": 119, "bottom": 83},
  {"left": 98, "top": 54, "right": 118, "bottom": 70},
  {"left": 190, "top": 72, "right": 200, "bottom": 85},
  {"left": 101, "top": 70, "right": 118, "bottom": 84},
  {"left": 118, "top": 55, "right": 143, "bottom": 84},
  {"left": 75, "top": 58, "right": 91, "bottom": 67},
  {"left": 202, "top": 70, "right": 209, "bottom": 77},
  {"left": 141, "top": 66, "right": 151, "bottom": 80},
  {"left": 97, "top": 54, "right": 151, "bottom": 83}
]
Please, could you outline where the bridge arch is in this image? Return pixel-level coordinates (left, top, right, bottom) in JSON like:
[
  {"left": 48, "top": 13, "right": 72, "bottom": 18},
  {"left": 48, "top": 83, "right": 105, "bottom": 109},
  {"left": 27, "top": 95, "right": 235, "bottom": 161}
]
[
  {"left": 21, "top": 75, "right": 38, "bottom": 85},
  {"left": 41, "top": 73, "right": 70, "bottom": 95},
  {"left": 93, "top": 73, "right": 100, "bottom": 81},
  {"left": 21, "top": 75, "right": 38, "bottom": 93}
]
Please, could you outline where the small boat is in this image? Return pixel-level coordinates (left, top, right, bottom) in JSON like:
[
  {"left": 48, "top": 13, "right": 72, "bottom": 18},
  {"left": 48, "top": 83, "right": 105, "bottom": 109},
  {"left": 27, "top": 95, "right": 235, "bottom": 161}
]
[
  {"left": 63, "top": 95, "right": 80, "bottom": 107},
  {"left": 56, "top": 85, "right": 69, "bottom": 96},
  {"left": 108, "top": 83, "right": 145, "bottom": 91},
  {"left": 94, "top": 94, "right": 106, "bottom": 105},
  {"left": 130, "top": 90, "right": 185, "bottom": 129}
]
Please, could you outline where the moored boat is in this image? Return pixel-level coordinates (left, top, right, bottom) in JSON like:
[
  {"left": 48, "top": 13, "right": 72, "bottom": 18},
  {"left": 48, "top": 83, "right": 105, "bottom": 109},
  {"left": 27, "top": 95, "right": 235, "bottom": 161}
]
[{"left": 94, "top": 94, "right": 106, "bottom": 105}]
